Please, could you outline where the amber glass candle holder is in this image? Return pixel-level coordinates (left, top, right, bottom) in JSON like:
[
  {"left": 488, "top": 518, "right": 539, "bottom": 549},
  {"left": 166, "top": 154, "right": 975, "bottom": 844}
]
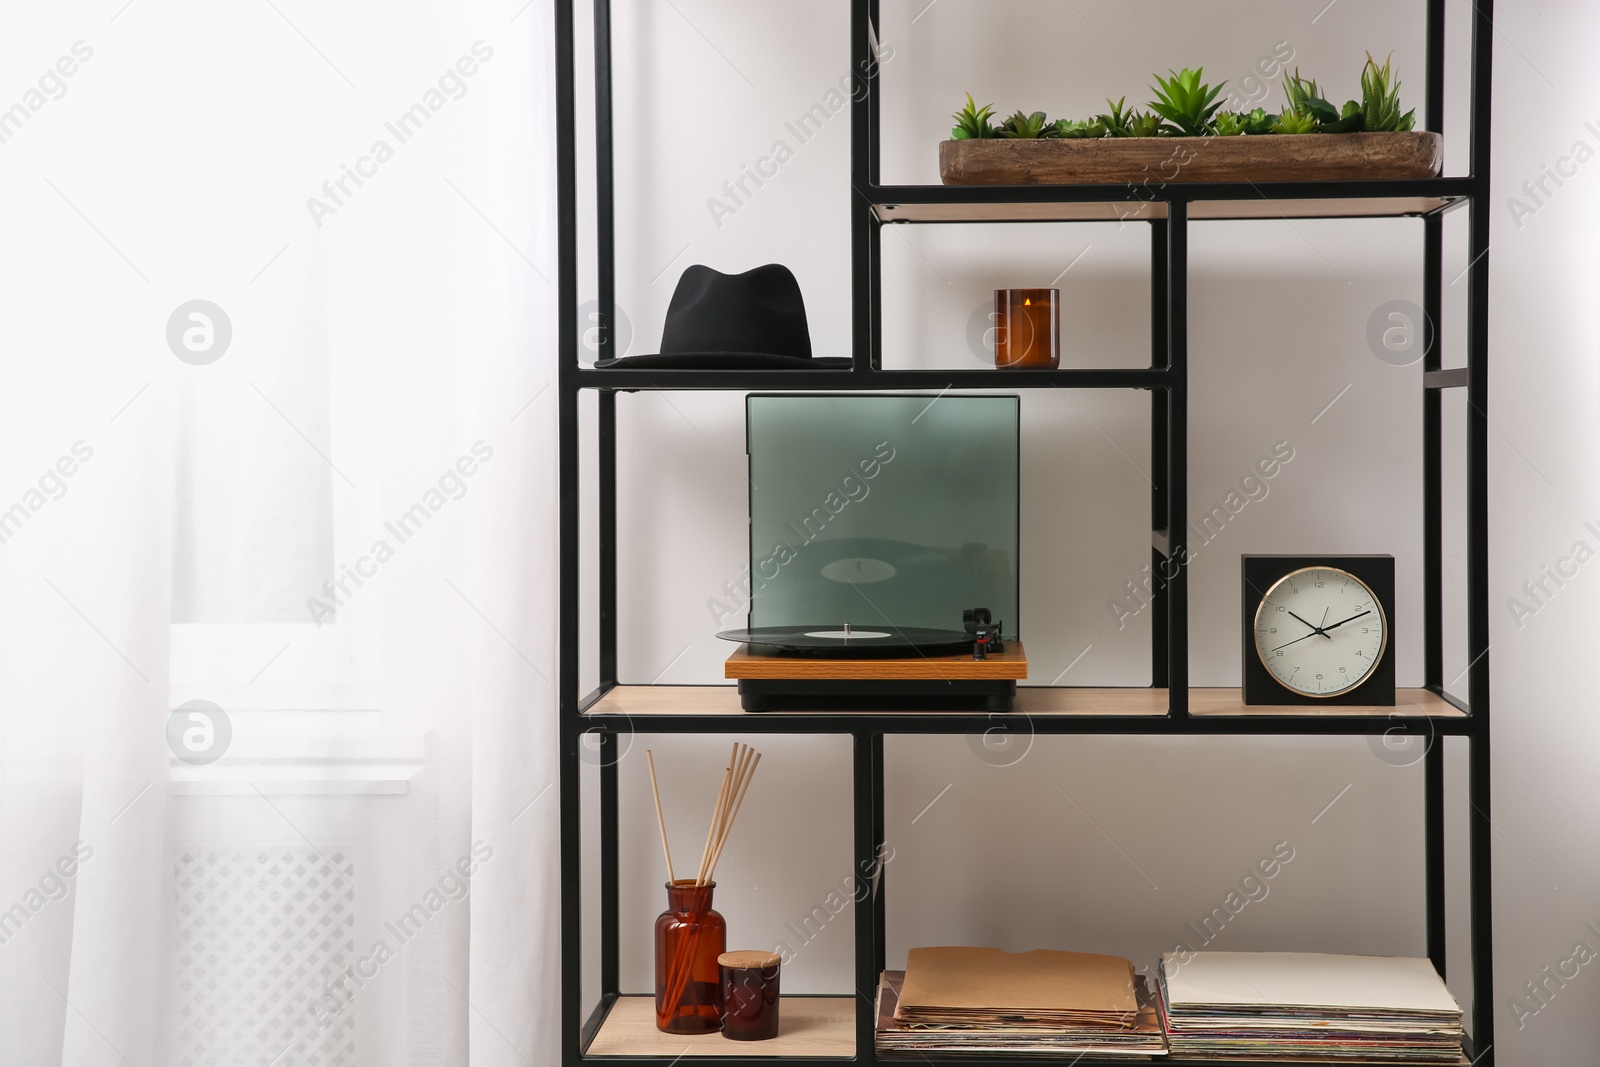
[
  {"left": 993, "top": 288, "right": 1060, "bottom": 369},
  {"left": 654, "top": 881, "right": 726, "bottom": 1034},
  {"left": 719, "top": 950, "right": 781, "bottom": 1041}
]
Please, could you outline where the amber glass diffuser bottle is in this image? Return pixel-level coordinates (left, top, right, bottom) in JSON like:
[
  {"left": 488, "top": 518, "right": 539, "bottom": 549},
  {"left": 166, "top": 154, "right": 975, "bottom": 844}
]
[{"left": 654, "top": 880, "right": 726, "bottom": 1033}]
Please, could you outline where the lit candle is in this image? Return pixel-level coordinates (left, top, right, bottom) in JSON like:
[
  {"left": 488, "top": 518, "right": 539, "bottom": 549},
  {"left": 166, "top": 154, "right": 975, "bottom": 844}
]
[{"left": 993, "top": 288, "right": 1060, "bottom": 369}]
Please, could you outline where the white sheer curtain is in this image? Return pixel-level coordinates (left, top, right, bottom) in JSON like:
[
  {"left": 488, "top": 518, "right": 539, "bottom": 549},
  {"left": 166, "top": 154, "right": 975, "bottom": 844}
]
[{"left": 0, "top": 3, "right": 558, "bottom": 1065}]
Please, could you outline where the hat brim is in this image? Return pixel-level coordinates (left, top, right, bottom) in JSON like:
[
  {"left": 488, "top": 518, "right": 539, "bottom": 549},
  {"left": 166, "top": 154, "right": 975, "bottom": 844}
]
[{"left": 593, "top": 353, "right": 851, "bottom": 370}]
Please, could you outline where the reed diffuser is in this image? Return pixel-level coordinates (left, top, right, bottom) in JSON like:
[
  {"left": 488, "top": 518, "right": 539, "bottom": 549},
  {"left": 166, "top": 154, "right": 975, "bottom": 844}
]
[{"left": 648, "top": 744, "right": 762, "bottom": 1034}]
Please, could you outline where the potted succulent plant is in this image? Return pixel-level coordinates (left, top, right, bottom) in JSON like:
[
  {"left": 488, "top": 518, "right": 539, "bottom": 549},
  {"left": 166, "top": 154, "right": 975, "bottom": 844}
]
[{"left": 939, "top": 54, "right": 1439, "bottom": 185}]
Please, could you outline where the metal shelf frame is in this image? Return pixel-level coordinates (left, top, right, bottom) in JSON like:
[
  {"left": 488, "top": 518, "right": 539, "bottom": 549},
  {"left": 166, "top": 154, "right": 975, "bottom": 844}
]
[{"left": 555, "top": 0, "right": 1495, "bottom": 1062}]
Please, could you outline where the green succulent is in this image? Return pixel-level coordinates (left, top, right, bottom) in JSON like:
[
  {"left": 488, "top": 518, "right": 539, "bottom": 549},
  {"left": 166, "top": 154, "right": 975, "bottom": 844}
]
[
  {"left": 1148, "top": 67, "right": 1227, "bottom": 136},
  {"left": 1125, "top": 110, "right": 1166, "bottom": 138},
  {"left": 1360, "top": 52, "right": 1416, "bottom": 131},
  {"left": 1053, "top": 117, "right": 1105, "bottom": 138},
  {"left": 1097, "top": 96, "right": 1136, "bottom": 137},
  {"left": 1271, "top": 109, "right": 1320, "bottom": 135},
  {"left": 1319, "top": 99, "right": 1366, "bottom": 134},
  {"left": 1213, "top": 111, "right": 1246, "bottom": 136},
  {"left": 1239, "top": 107, "right": 1277, "bottom": 135},
  {"left": 1281, "top": 69, "right": 1339, "bottom": 125},
  {"left": 942, "top": 56, "right": 1412, "bottom": 146},
  {"left": 950, "top": 93, "right": 997, "bottom": 140},
  {"left": 997, "top": 109, "right": 1056, "bottom": 139}
]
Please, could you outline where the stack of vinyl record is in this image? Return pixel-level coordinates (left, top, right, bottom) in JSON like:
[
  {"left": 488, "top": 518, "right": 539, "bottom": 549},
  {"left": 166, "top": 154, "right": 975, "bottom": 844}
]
[
  {"left": 1159, "top": 952, "right": 1465, "bottom": 1063},
  {"left": 875, "top": 947, "right": 1167, "bottom": 1057}
]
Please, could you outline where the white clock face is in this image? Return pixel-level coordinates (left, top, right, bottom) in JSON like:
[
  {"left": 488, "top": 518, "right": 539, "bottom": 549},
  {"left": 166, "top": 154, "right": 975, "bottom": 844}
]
[{"left": 1253, "top": 567, "right": 1388, "bottom": 698}]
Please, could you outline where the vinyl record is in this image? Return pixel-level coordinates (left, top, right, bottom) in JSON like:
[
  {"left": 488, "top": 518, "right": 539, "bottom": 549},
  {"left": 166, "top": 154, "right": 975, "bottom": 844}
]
[{"left": 715, "top": 625, "right": 974, "bottom": 658}]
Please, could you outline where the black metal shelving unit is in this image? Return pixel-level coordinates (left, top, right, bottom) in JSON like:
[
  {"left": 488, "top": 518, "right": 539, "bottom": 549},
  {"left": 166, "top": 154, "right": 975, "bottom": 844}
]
[{"left": 556, "top": 1, "right": 1494, "bottom": 1063}]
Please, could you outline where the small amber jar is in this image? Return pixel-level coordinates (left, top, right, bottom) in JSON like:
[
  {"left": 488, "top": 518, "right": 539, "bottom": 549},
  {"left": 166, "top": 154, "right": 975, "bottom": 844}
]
[
  {"left": 994, "top": 288, "right": 1061, "bottom": 369},
  {"left": 654, "top": 881, "right": 726, "bottom": 1033},
  {"left": 719, "top": 950, "right": 782, "bottom": 1040}
]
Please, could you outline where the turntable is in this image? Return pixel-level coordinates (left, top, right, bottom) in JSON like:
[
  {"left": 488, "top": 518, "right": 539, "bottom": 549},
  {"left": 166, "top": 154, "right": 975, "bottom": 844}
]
[
  {"left": 718, "top": 613, "right": 1028, "bottom": 711},
  {"left": 717, "top": 394, "right": 1027, "bottom": 711}
]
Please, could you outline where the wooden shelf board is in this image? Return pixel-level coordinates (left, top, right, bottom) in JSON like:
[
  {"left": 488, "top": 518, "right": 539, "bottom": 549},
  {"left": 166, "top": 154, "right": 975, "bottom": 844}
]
[
  {"left": 877, "top": 200, "right": 1165, "bottom": 223},
  {"left": 874, "top": 196, "right": 1451, "bottom": 224},
  {"left": 585, "top": 995, "right": 1466, "bottom": 1063},
  {"left": 586, "top": 686, "right": 747, "bottom": 716},
  {"left": 587, "top": 685, "right": 1168, "bottom": 718},
  {"left": 587, "top": 686, "right": 1465, "bottom": 721},
  {"left": 1193, "top": 196, "right": 1451, "bottom": 219},
  {"left": 585, "top": 995, "right": 854, "bottom": 1058},
  {"left": 1189, "top": 687, "right": 1465, "bottom": 718},
  {"left": 1016, "top": 687, "right": 1169, "bottom": 716}
]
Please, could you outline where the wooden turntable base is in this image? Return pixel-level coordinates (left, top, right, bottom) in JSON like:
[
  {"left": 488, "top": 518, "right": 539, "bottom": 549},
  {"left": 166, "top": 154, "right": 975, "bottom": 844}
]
[{"left": 724, "top": 642, "right": 1028, "bottom": 681}]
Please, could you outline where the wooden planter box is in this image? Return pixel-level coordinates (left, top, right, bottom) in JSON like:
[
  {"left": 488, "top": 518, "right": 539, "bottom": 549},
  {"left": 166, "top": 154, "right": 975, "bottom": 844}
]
[{"left": 938, "top": 131, "right": 1443, "bottom": 185}]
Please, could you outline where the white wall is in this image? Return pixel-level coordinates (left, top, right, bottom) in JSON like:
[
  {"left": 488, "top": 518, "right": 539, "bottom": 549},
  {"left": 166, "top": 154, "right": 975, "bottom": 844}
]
[
  {"left": 1477, "top": 0, "right": 1600, "bottom": 1063},
  {"left": 585, "top": 2, "right": 1600, "bottom": 1062}
]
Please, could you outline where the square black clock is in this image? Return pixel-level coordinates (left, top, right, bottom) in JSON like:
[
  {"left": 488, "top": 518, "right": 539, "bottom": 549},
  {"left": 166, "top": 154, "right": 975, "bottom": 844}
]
[{"left": 1241, "top": 555, "right": 1396, "bottom": 706}]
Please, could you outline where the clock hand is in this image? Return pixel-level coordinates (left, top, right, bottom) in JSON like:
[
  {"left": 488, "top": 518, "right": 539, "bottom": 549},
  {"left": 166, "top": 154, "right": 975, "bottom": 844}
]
[
  {"left": 1271, "top": 631, "right": 1326, "bottom": 653},
  {"left": 1286, "top": 610, "right": 1330, "bottom": 637},
  {"left": 1319, "top": 609, "right": 1373, "bottom": 634}
]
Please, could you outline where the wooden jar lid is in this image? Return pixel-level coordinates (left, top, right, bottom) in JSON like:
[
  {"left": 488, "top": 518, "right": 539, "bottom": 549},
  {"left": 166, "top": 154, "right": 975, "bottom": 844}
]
[{"left": 718, "top": 950, "right": 781, "bottom": 969}]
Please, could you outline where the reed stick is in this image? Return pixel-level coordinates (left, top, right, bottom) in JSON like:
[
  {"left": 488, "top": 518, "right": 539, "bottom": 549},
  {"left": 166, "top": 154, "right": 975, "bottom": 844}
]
[
  {"left": 712, "top": 743, "right": 747, "bottom": 872},
  {"left": 708, "top": 745, "right": 750, "bottom": 866},
  {"left": 646, "top": 749, "right": 675, "bottom": 884},
  {"left": 706, "top": 751, "right": 760, "bottom": 883},
  {"left": 695, "top": 754, "right": 735, "bottom": 885},
  {"left": 706, "top": 751, "right": 757, "bottom": 882},
  {"left": 715, "top": 744, "right": 751, "bottom": 852}
]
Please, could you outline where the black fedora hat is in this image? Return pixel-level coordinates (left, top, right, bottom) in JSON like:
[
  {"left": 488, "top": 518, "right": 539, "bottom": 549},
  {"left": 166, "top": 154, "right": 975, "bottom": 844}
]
[{"left": 595, "top": 263, "right": 850, "bottom": 370}]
